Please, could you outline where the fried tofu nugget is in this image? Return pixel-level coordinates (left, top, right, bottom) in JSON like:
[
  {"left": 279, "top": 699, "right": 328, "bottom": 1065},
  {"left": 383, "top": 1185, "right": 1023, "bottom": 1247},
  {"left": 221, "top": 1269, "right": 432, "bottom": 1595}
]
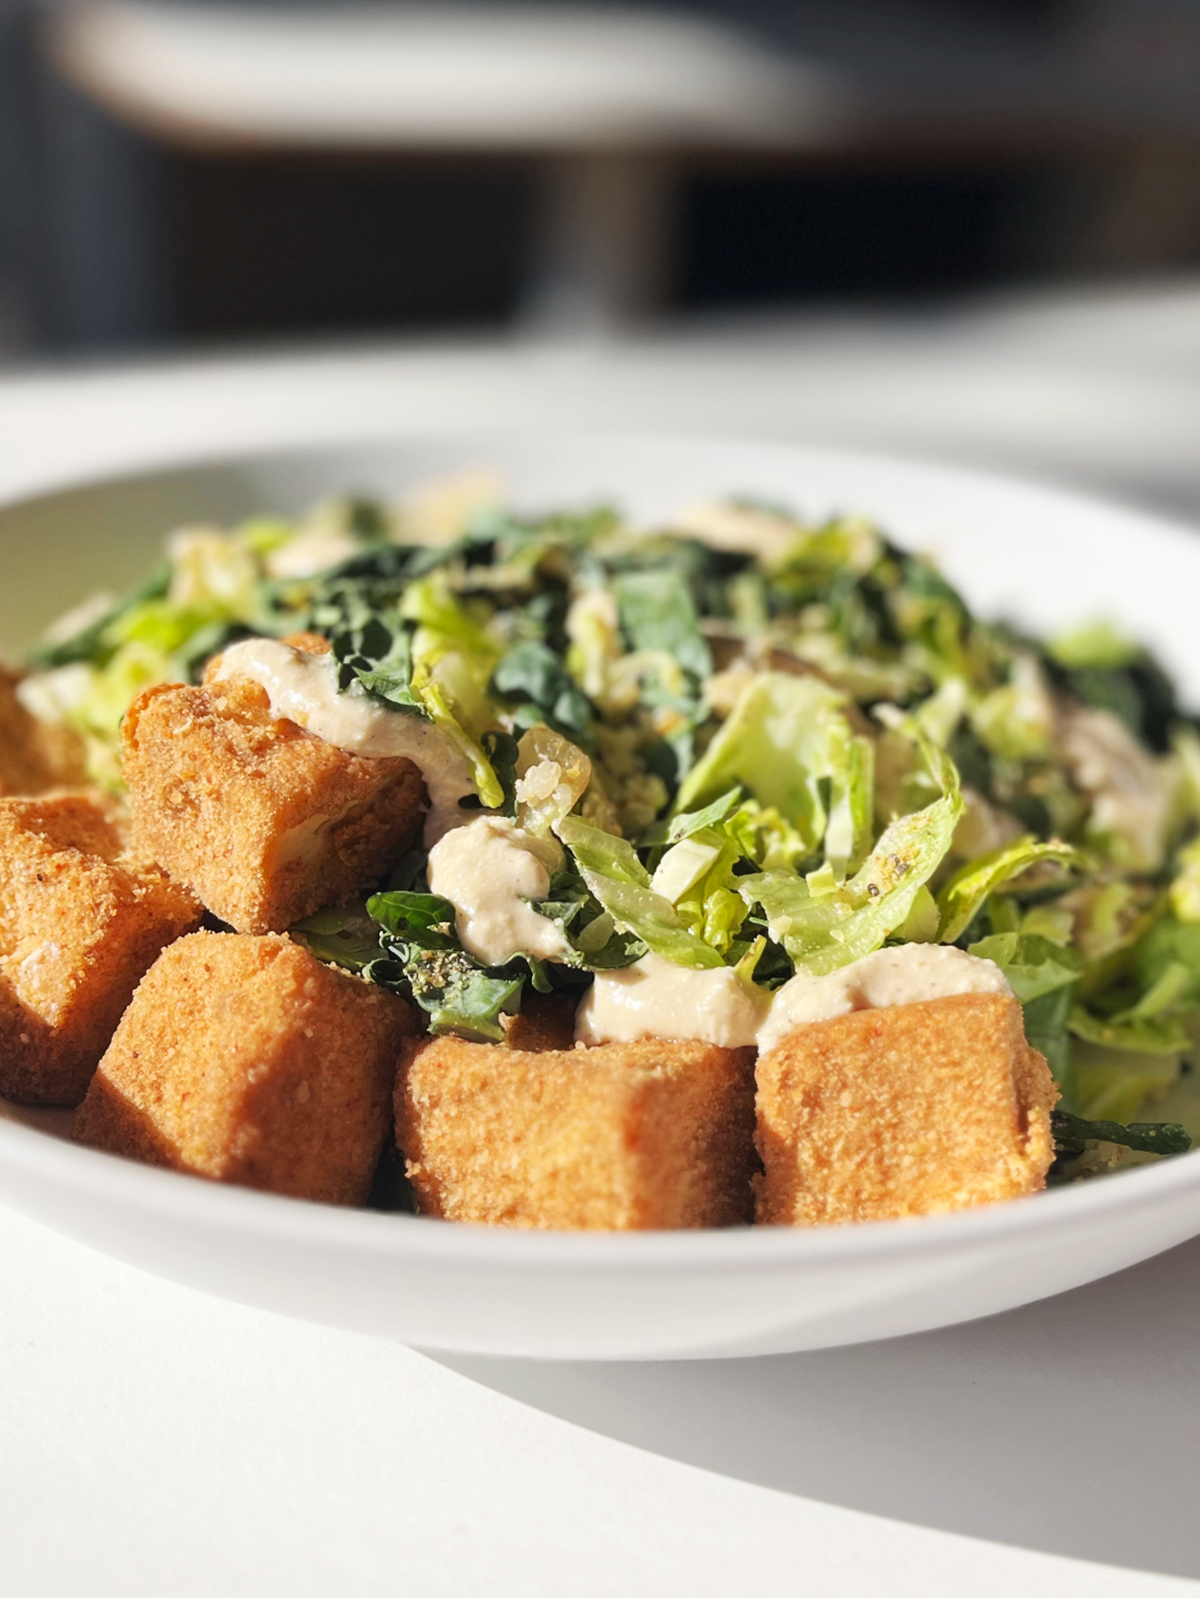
[
  {"left": 74, "top": 931, "right": 414, "bottom": 1204},
  {"left": 0, "top": 667, "right": 87, "bottom": 796},
  {"left": 122, "top": 676, "right": 427, "bottom": 933},
  {"left": 755, "top": 993, "right": 1058, "bottom": 1225},
  {"left": 397, "top": 1034, "right": 757, "bottom": 1229},
  {"left": 0, "top": 793, "right": 202, "bottom": 1105}
]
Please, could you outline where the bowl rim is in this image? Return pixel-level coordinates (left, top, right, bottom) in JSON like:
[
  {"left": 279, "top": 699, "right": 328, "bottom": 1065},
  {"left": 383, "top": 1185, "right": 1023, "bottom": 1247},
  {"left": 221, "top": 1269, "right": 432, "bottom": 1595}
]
[
  {"left": 3, "top": 1108, "right": 1199, "bottom": 1271},
  {"left": 4, "top": 427, "right": 1200, "bottom": 1276}
]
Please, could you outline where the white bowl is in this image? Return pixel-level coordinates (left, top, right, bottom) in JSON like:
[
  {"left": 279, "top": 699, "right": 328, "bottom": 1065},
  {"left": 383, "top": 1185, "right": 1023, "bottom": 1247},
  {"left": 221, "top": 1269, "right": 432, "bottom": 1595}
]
[{"left": 3, "top": 432, "right": 1200, "bottom": 1361}]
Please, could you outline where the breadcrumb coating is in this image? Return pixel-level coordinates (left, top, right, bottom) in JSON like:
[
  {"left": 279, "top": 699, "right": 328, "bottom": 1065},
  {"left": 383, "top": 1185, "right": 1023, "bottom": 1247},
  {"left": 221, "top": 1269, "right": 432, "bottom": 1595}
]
[
  {"left": 498, "top": 991, "right": 577, "bottom": 1052},
  {"left": 0, "top": 792, "right": 202, "bottom": 1105},
  {"left": 397, "top": 1034, "right": 757, "bottom": 1229},
  {"left": 754, "top": 993, "right": 1057, "bottom": 1225},
  {"left": 0, "top": 667, "right": 87, "bottom": 797},
  {"left": 122, "top": 676, "right": 428, "bottom": 933},
  {"left": 74, "top": 931, "right": 415, "bottom": 1204}
]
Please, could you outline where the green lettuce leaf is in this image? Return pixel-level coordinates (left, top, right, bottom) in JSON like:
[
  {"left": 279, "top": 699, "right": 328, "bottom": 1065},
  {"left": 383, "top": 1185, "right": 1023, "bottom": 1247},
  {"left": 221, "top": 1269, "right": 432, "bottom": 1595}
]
[
  {"left": 27, "top": 564, "right": 171, "bottom": 670},
  {"left": 1069, "top": 1009, "right": 1192, "bottom": 1055},
  {"left": 555, "top": 813, "right": 725, "bottom": 970},
  {"left": 968, "top": 931, "right": 1082, "bottom": 1102},
  {"left": 664, "top": 786, "right": 744, "bottom": 845},
  {"left": 1070, "top": 916, "right": 1200, "bottom": 1058},
  {"left": 937, "top": 837, "right": 1078, "bottom": 944},
  {"left": 290, "top": 904, "right": 386, "bottom": 970},
  {"left": 388, "top": 574, "right": 505, "bottom": 809},
  {"left": 1071, "top": 1040, "right": 1181, "bottom": 1124},
  {"left": 673, "top": 671, "right": 866, "bottom": 865},
  {"left": 739, "top": 737, "right": 962, "bottom": 976}
]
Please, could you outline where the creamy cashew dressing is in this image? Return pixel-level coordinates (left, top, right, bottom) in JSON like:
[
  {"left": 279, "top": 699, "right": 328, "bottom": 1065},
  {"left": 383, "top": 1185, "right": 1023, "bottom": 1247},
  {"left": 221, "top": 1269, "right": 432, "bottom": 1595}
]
[
  {"left": 578, "top": 943, "right": 1011, "bottom": 1052},
  {"left": 757, "top": 943, "right": 1012, "bottom": 1053},
  {"left": 574, "top": 951, "right": 773, "bottom": 1048},
  {"left": 212, "top": 638, "right": 474, "bottom": 844},
  {"left": 426, "top": 816, "right": 569, "bottom": 967}
]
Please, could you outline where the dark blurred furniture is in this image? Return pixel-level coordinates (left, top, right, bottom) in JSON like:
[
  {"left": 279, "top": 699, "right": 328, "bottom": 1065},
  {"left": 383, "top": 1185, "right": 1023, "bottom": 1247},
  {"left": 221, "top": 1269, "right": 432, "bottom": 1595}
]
[
  {"left": 8, "top": 0, "right": 1200, "bottom": 352},
  {"left": 42, "top": 1, "right": 821, "bottom": 340}
]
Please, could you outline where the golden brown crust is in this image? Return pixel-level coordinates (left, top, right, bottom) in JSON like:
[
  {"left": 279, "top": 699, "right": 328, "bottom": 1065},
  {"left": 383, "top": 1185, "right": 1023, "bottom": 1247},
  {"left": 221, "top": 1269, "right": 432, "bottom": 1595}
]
[
  {"left": 499, "top": 992, "right": 578, "bottom": 1053},
  {"left": 73, "top": 931, "right": 416, "bottom": 1204},
  {"left": 0, "top": 667, "right": 87, "bottom": 797},
  {"left": 0, "top": 793, "right": 202, "bottom": 1105},
  {"left": 396, "top": 1034, "right": 757, "bottom": 1230},
  {"left": 754, "top": 993, "right": 1058, "bottom": 1225},
  {"left": 122, "top": 678, "right": 428, "bottom": 933}
]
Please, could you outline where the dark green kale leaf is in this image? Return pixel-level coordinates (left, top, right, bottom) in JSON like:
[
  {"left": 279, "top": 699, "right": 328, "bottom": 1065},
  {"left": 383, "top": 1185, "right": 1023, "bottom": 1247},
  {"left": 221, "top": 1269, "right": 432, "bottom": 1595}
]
[
  {"left": 490, "top": 640, "right": 592, "bottom": 737},
  {"left": 605, "top": 532, "right": 752, "bottom": 621},
  {"left": 529, "top": 862, "right": 645, "bottom": 971},
  {"left": 613, "top": 569, "right": 713, "bottom": 683},
  {"left": 366, "top": 889, "right": 526, "bottom": 1041},
  {"left": 1051, "top": 1109, "right": 1192, "bottom": 1159},
  {"left": 369, "top": 890, "right": 461, "bottom": 947},
  {"left": 305, "top": 588, "right": 425, "bottom": 713},
  {"left": 401, "top": 948, "right": 526, "bottom": 1041}
]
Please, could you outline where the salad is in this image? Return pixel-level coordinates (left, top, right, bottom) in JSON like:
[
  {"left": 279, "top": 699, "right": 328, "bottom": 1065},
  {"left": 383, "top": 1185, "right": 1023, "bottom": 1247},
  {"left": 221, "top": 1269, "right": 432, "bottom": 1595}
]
[{"left": 13, "top": 476, "right": 1200, "bottom": 1199}]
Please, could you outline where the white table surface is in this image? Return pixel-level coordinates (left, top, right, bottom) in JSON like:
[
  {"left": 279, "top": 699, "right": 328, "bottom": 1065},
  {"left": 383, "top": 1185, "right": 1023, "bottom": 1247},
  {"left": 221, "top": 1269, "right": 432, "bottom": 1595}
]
[{"left": 5, "top": 289, "right": 1200, "bottom": 1597}]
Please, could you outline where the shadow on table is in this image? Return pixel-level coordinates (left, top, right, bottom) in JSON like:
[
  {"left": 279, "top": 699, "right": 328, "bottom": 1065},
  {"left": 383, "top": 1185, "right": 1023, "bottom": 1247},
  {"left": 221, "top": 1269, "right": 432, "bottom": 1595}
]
[{"left": 430, "top": 1232, "right": 1200, "bottom": 1581}]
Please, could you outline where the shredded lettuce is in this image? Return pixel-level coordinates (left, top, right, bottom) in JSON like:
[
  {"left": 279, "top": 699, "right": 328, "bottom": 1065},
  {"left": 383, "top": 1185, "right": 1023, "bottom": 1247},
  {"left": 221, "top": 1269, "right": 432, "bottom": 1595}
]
[
  {"left": 1072, "top": 917, "right": 1200, "bottom": 1056},
  {"left": 555, "top": 813, "right": 725, "bottom": 970},
  {"left": 1071, "top": 1040, "right": 1181, "bottom": 1124},
  {"left": 674, "top": 671, "right": 870, "bottom": 868},
  {"left": 937, "top": 837, "right": 1078, "bottom": 944},
  {"left": 739, "top": 735, "right": 962, "bottom": 976},
  {"left": 398, "top": 575, "right": 506, "bottom": 809}
]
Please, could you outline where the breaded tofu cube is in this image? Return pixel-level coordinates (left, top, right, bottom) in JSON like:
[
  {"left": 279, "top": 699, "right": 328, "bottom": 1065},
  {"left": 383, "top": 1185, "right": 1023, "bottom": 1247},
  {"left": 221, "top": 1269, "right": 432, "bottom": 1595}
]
[
  {"left": 0, "top": 667, "right": 86, "bottom": 796},
  {"left": 755, "top": 993, "right": 1058, "bottom": 1226},
  {"left": 122, "top": 676, "right": 428, "bottom": 933},
  {"left": 0, "top": 793, "right": 202, "bottom": 1105},
  {"left": 74, "top": 931, "right": 414, "bottom": 1204},
  {"left": 397, "top": 1035, "right": 757, "bottom": 1229}
]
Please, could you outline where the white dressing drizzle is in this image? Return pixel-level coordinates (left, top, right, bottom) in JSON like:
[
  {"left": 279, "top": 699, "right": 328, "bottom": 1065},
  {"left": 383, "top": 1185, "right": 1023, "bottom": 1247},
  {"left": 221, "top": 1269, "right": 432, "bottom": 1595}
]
[
  {"left": 427, "top": 816, "right": 569, "bottom": 967},
  {"left": 575, "top": 952, "right": 771, "bottom": 1048},
  {"left": 577, "top": 943, "right": 1012, "bottom": 1052},
  {"left": 212, "top": 638, "right": 473, "bottom": 844}
]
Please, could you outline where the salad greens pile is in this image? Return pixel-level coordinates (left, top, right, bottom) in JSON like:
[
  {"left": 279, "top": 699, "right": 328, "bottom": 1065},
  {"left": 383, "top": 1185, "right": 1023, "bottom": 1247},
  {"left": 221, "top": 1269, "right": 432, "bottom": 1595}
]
[{"left": 25, "top": 485, "right": 1200, "bottom": 1167}]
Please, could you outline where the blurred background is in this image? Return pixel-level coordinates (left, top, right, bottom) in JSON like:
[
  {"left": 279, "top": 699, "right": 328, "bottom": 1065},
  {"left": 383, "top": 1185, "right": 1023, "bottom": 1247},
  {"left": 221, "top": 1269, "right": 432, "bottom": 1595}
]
[
  {"left": 4, "top": 0, "right": 1200, "bottom": 354},
  {"left": 3, "top": 0, "right": 1200, "bottom": 521}
]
